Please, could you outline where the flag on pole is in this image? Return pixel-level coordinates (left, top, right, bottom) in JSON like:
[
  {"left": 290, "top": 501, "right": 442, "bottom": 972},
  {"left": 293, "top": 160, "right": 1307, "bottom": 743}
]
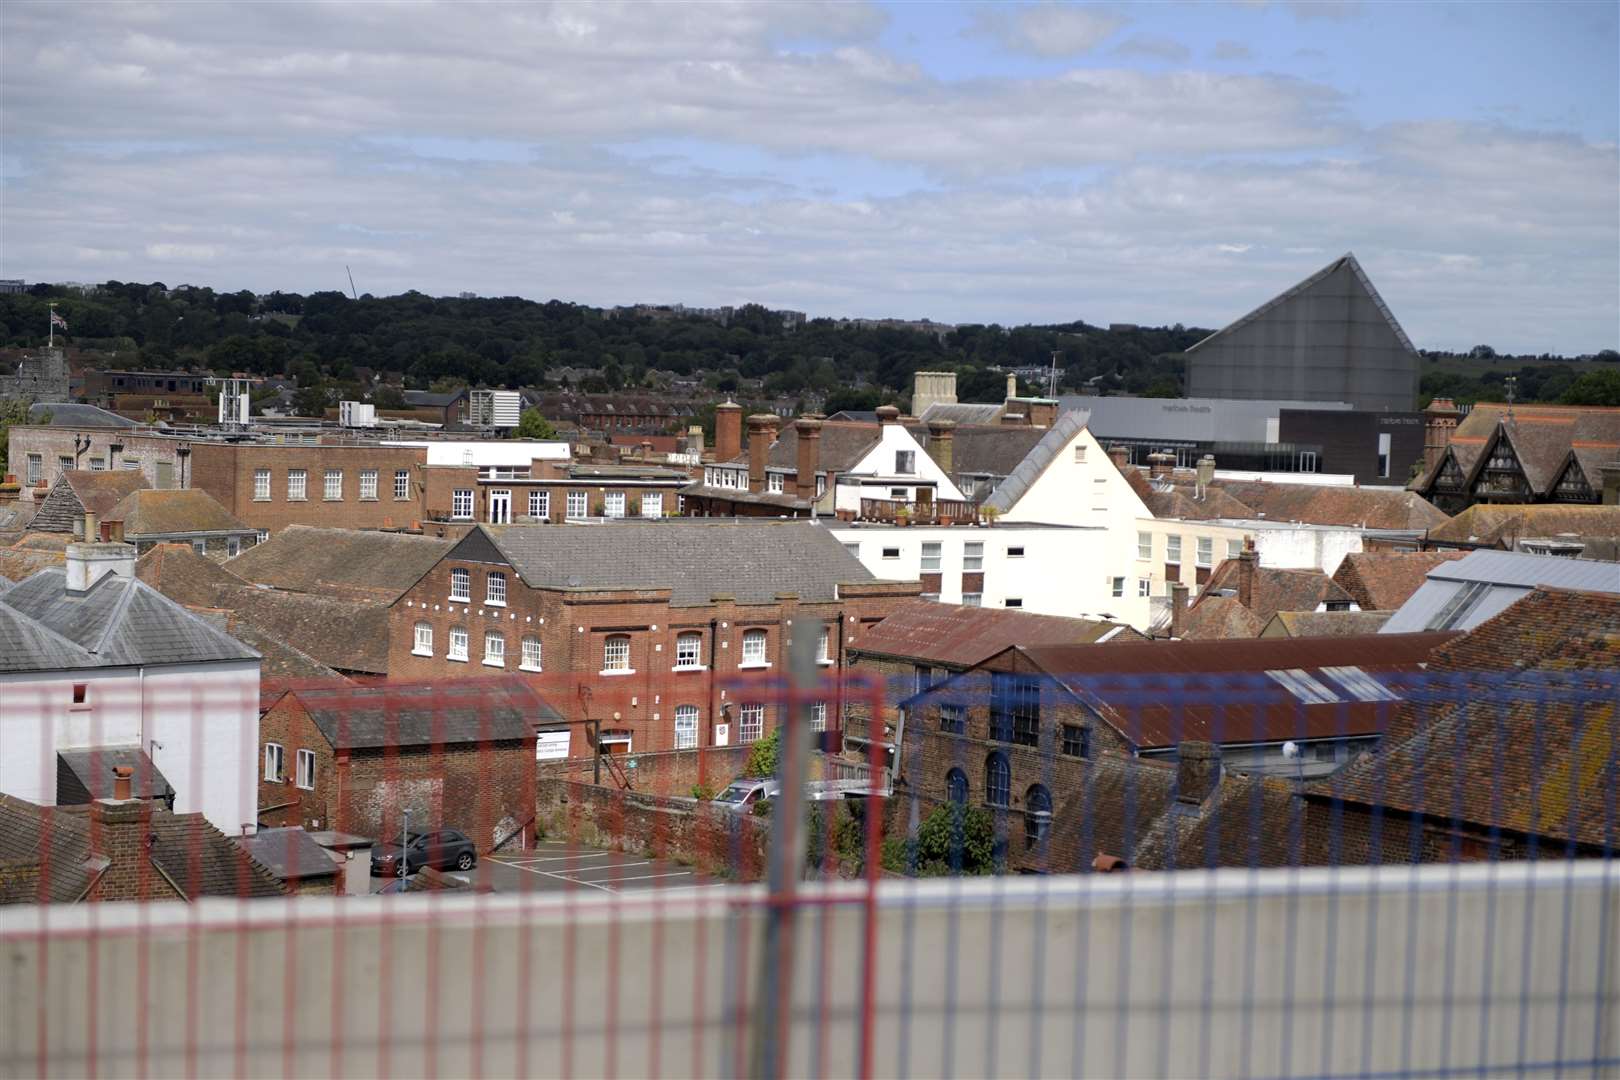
[{"left": 50, "top": 310, "right": 68, "bottom": 331}]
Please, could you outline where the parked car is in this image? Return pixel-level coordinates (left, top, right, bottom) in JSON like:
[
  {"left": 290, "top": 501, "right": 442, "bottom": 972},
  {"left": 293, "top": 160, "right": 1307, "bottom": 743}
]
[
  {"left": 371, "top": 828, "right": 477, "bottom": 876},
  {"left": 711, "top": 777, "right": 779, "bottom": 812}
]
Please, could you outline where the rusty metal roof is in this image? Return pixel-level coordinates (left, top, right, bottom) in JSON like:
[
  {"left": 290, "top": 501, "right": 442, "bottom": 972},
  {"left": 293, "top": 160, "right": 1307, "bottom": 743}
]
[
  {"left": 852, "top": 599, "right": 1134, "bottom": 669},
  {"left": 1010, "top": 632, "right": 1458, "bottom": 749}
]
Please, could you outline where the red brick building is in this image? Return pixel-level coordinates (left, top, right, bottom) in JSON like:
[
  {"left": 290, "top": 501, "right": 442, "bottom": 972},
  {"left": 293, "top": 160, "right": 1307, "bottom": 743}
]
[
  {"left": 258, "top": 679, "right": 555, "bottom": 852},
  {"left": 419, "top": 459, "right": 694, "bottom": 526},
  {"left": 387, "top": 520, "right": 919, "bottom": 758},
  {"left": 188, "top": 441, "right": 429, "bottom": 536}
]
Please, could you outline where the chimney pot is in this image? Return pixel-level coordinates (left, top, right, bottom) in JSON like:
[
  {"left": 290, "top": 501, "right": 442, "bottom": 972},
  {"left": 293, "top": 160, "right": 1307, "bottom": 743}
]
[
  {"left": 1237, "top": 536, "right": 1257, "bottom": 610},
  {"left": 1108, "top": 444, "right": 1130, "bottom": 470},
  {"left": 875, "top": 405, "right": 901, "bottom": 425},
  {"left": 1170, "top": 581, "right": 1189, "bottom": 638},
  {"left": 112, "top": 765, "right": 133, "bottom": 801},
  {"left": 715, "top": 400, "right": 743, "bottom": 462},
  {"left": 794, "top": 417, "right": 823, "bottom": 502},
  {"left": 746, "top": 413, "right": 779, "bottom": 493}
]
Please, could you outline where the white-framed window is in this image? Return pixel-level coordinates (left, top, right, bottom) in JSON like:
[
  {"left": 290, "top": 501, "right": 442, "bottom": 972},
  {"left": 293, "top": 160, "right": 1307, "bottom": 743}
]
[
  {"left": 227, "top": 537, "right": 241, "bottom": 558},
  {"left": 486, "top": 571, "right": 506, "bottom": 606},
  {"left": 1166, "top": 534, "right": 1182, "bottom": 564},
  {"left": 295, "top": 749, "right": 316, "bottom": 791},
  {"left": 521, "top": 635, "right": 542, "bottom": 671},
  {"left": 741, "top": 628, "right": 768, "bottom": 666},
  {"left": 738, "top": 703, "right": 765, "bottom": 744},
  {"left": 122, "top": 458, "right": 140, "bottom": 470},
  {"left": 963, "top": 542, "right": 983, "bottom": 571},
  {"left": 817, "top": 627, "right": 831, "bottom": 663},
  {"left": 287, "top": 469, "right": 307, "bottom": 501},
  {"left": 449, "top": 567, "right": 471, "bottom": 602},
  {"left": 810, "top": 701, "right": 827, "bottom": 732},
  {"left": 452, "top": 489, "right": 474, "bottom": 519},
  {"left": 674, "top": 705, "right": 699, "bottom": 750},
  {"left": 324, "top": 469, "right": 343, "bottom": 501},
  {"left": 603, "top": 634, "right": 631, "bottom": 672},
  {"left": 1137, "top": 531, "right": 1152, "bottom": 560},
  {"left": 395, "top": 469, "right": 411, "bottom": 500},
  {"left": 767, "top": 473, "right": 784, "bottom": 494},
  {"left": 1196, "top": 536, "right": 1213, "bottom": 567},
  {"left": 1112, "top": 576, "right": 1126, "bottom": 598},
  {"left": 921, "top": 542, "right": 942, "bottom": 571},
  {"left": 413, "top": 620, "right": 433, "bottom": 656},
  {"left": 263, "top": 743, "right": 285, "bottom": 782},
  {"left": 25, "top": 454, "right": 42, "bottom": 485},
  {"left": 604, "top": 491, "right": 626, "bottom": 518},
  {"left": 89, "top": 457, "right": 105, "bottom": 471},
  {"left": 1138, "top": 578, "right": 1151, "bottom": 597},
  {"left": 448, "top": 626, "right": 469, "bottom": 661},
  {"left": 642, "top": 492, "right": 662, "bottom": 518},
  {"left": 256, "top": 530, "right": 270, "bottom": 543},
  {"left": 253, "top": 468, "right": 271, "bottom": 501},
  {"left": 962, "top": 592, "right": 983, "bottom": 607},
  {"left": 815, "top": 475, "right": 826, "bottom": 498},
  {"left": 192, "top": 539, "right": 207, "bottom": 555},
  {"left": 529, "top": 489, "right": 549, "bottom": 519},
  {"left": 889, "top": 487, "right": 908, "bottom": 500},
  {"left": 1227, "top": 539, "right": 1243, "bottom": 561},
  {"left": 675, "top": 631, "right": 703, "bottom": 668},
  {"left": 567, "top": 490, "right": 588, "bottom": 518},
  {"left": 483, "top": 631, "right": 505, "bottom": 667},
  {"left": 1074, "top": 444, "right": 1087, "bottom": 463},
  {"left": 59, "top": 455, "right": 73, "bottom": 472},
  {"left": 359, "top": 469, "right": 378, "bottom": 500},
  {"left": 895, "top": 450, "right": 915, "bottom": 474}
]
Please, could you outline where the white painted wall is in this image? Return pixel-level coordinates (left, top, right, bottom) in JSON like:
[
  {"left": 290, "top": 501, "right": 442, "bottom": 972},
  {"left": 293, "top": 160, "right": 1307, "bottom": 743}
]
[
  {"left": 830, "top": 523, "right": 1152, "bottom": 629},
  {"left": 1135, "top": 517, "right": 1364, "bottom": 599},
  {"left": 385, "top": 440, "right": 571, "bottom": 467},
  {"left": 0, "top": 660, "right": 261, "bottom": 836},
  {"left": 996, "top": 426, "right": 1150, "bottom": 528},
  {"left": 843, "top": 424, "right": 966, "bottom": 503}
]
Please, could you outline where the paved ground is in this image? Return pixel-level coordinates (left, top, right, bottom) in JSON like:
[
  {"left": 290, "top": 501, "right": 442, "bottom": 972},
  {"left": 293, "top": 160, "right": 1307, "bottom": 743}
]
[{"left": 477, "top": 840, "right": 726, "bottom": 895}]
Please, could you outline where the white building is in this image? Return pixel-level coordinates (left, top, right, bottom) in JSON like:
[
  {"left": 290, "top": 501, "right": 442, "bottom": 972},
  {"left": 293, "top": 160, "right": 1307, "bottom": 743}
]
[{"left": 0, "top": 543, "right": 261, "bottom": 835}]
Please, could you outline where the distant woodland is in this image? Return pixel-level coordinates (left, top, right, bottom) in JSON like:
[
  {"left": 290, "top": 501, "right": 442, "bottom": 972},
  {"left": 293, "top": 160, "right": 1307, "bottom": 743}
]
[{"left": 3, "top": 282, "right": 1615, "bottom": 408}]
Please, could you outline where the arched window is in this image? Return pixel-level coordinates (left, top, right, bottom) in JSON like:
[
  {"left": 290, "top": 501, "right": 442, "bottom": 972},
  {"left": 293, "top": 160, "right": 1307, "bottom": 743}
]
[
  {"left": 741, "top": 628, "right": 768, "bottom": 666},
  {"left": 945, "top": 767, "right": 969, "bottom": 806},
  {"left": 603, "top": 634, "right": 631, "bottom": 672},
  {"left": 985, "top": 752, "right": 1011, "bottom": 807},
  {"left": 674, "top": 705, "right": 699, "bottom": 750},
  {"left": 1025, "top": 783, "right": 1052, "bottom": 845},
  {"left": 520, "top": 635, "right": 542, "bottom": 671},
  {"left": 412, "top": 621, "right": 433, "bottom": 656}
]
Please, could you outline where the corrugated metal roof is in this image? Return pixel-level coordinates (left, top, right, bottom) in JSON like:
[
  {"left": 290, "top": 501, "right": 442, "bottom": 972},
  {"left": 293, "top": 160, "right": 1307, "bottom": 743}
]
[
  {"left": 1381, "top": 550, "right": 1620, "bottom": 634},
  {"left": 851, "top": 599, "right": 1131, "bottom": 668}
]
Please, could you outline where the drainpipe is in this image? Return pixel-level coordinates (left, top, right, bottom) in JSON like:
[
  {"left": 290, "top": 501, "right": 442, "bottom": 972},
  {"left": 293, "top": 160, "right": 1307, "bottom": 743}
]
[{"left": 706, "top": 617, "right": 720, "bottom": 750}]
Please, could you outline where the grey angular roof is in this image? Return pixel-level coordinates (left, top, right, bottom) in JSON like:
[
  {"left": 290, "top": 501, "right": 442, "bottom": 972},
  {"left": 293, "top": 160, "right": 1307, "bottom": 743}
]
[
  {"left": 918, "top": 402, "right": 1004, "bottom": 425},
  {"left": 56, "top": 747, "right": 171, "bottom": 802},
  {"left": 980, "top": 410, "right": 1088, "bottom": 515},
  {"left": 236, "top": 828, "right": 340, "bottom": 881},
  {"left": 1187, "top": 252, "right": 1416, "bottom": 356},
  {"left": 0, "top": 601, "right": 98, "bottom": 673},
  {"left": 477, "top": 520, "right": 874, "bottom": 605},
  {"left": 1381, "top": 549, "right": 1620, "bottom": 634},
  {"left": 28, "top": 402, "right": 136, "bottom": 428},
  {"left": 285, "top": 681, "right": 557, "bottom": 749},
  {"left": 1, "top": 569, "right": 259, "bottom": 668}
]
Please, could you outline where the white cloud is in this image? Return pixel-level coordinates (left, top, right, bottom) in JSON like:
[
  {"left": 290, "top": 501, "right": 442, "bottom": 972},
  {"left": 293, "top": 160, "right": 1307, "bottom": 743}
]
[
  {"left": 969, "top": 3, "right": 1127, "bottom": 57},
  {"left": 1112, "top": 35, "right": 1192, "bottom": 64}
]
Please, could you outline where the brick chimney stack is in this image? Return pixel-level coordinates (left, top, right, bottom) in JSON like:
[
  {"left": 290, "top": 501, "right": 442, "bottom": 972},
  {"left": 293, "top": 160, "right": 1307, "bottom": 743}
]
[
  {"left": 875, "top": 404, "right": 901, "bottom": 426},
  {"left": 1148, "top": 451, "right": 1175, "bottom": 480},
  {"left": 927, "top": 419, "right": 956, "bottom": 476},
  {"left": 1423, "top": 397, "right": 1460, "bottom": 474},
  {"left": 1170, "top": 582, "right": 1189, "bottom": 638},
  {"left": 88, "top": 795, "right": 157, "bottom": 901},
  {"left": 715, "top": 400, "right": 743, "bottom": 462},
  {"left": 746, "top": 414, "right": 779, "bottom": 494},
  {"left": 1175, "top": 741, "right": 1222, "bottom": 805},
  {"left": 794, "top": 417, "right": 823, "bottom": 502},
  {"left": 1237, "top": 536, "right": 1257, "bottom": 610},
  {"left": 1108, "top": 444, "right": 1130, "bottom": 471}
]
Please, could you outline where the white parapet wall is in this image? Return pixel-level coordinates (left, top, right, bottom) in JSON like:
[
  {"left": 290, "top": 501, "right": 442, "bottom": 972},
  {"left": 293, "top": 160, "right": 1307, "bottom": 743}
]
[{"left": 2, "top": 861, "right": 1615, "bottom": 1078}]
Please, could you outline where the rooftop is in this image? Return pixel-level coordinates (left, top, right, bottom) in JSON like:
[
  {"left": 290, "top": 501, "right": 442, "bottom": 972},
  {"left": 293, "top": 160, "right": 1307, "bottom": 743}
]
[
  {"left": 105, "top": 488, "right": 252, "bottom": 538},
  {"left": 851, "top": 599, "right": 1135, "bottom": 669},
  {"left": 1381, "top": 549, "right": 1620, "bottom": 634},
  {"left": 277, "top": 679, "right": 559, "bottom": 750},
  {"left": 1332, "top": 550, "right": 1470, "bottom": 611},
  {"left": 225, "top": 526, "right": 455, "bottom": 603}
]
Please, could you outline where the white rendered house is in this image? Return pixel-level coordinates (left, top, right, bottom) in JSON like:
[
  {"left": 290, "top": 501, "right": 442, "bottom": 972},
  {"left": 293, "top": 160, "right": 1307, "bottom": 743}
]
[{"left": 0, "top": 542, "right": 261, "bottom": 835}]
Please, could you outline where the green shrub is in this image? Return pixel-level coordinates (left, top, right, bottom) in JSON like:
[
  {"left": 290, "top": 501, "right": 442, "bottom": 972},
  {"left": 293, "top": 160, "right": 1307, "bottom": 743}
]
[{"left": 745, "top": 728, "right": 781, "bottom": 778}]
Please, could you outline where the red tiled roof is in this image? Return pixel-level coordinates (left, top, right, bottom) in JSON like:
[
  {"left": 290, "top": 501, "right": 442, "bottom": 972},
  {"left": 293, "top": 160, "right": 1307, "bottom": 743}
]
[
  {"left": 852, "top": 599, "right": 1134, "bottom": 668},
  {"left": 1331, "top": 550, "right": 1469, "bottom": 611}
]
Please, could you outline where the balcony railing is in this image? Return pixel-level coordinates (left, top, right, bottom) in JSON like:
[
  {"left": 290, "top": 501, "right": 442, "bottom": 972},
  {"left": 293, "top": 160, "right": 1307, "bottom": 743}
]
[{"left": 858, "top": 497, "right": 980, "bottom": 525}]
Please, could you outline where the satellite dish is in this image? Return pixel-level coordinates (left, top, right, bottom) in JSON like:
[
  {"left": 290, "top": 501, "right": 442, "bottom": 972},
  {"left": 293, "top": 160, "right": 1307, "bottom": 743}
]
[{"left": 1282, "top": 740, "right": 1301, "bottom": 760}]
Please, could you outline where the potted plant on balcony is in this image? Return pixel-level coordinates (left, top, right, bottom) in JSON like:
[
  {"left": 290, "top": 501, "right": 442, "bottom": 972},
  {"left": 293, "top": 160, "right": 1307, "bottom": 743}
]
[
  {"left": 894, "top": 505, "right": 912, "bottom": 527},
  {"left": 978, "top": 505, "right": 1001, "bottom": 527},
  {"left": 626, "top": 495, "right": 641, "bottom": 518}
]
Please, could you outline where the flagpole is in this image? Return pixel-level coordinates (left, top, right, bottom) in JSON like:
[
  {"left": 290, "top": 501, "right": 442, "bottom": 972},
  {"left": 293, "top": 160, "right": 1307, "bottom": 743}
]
[{"left": 48, "top": 302, "right": 55, "bottom": 348}]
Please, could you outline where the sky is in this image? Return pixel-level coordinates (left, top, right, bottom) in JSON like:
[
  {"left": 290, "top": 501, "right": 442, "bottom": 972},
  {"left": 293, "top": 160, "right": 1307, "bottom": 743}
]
[{"left": 1, "top": 1, "right": 1616, "bottom": 354}]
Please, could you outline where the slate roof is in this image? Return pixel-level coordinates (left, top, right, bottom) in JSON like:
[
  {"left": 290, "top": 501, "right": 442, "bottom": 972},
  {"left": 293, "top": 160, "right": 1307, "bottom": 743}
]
[
  {"left": 0, "top": 567, "right": 258, "bottom": 669},
  {"left": 981, "top": 411, "right": 1089, "bottom": 514},
  {"left": 403, "top": 389, "right": 462, "bottom": 408},
  {"left": 105, "top": 488, "right": 253, "bottom": 538},
  {"left": 722, "top": 420, "right": 880, "bottom": 474},
  {"left": 851, "top": 599, "right": 1136, "bottom": 669},
  {"left": 1330, "top": 550, "right": 1469, "bottom": 611},
  {"left": 1381, "top": 549, "right": 1620, "bottom": 634},
  {"left": 283, "top": 680, "right": 559, "bottom": 750},
  {"left": 479, "top": 520, "right": 874, "bottom": 605},
  {"left": 1426, "top": 504, "right": 1620, "bottom": 556},
  {"left": 916, "top": 402, "right": 1005, "bottom": 426},
  {"left": 908, "top": 423, "right": 1048, "bottom": 481},
  {"left": 1313, "top": 588, "right": 1620, "bottom": 853},
  {"left": 226, "top": 525, "right": 454, "bottom": 603},
  {"left": 1260, "top": 609, "right": 1394, "bottom": 637},
  {"left": 28, "top": 402, "right": 136, "bottom": 428},
  {"left": 236, "top": 828, "right": 340, "bottom": 881},
  {"left": 997, "top": 632, "right": 1455, "bottom": 750},
  {"left": 56, "top": 747, "right": 171, "bottom": 803},
  {"left": 0, "top": 794, "right": 285, "bottom": 904},
  {"left": 0, "top": 601, "right": 98, "bottom": 672}
]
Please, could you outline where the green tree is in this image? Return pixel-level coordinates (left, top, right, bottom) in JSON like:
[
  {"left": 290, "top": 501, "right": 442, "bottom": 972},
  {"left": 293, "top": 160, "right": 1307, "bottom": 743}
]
[
  {"left": 1561, "top": 369, "right": 1620, "bottom": 406},
  {"left": 0, "top": 397, "right": 40, "bottom": 474},
  {"left": 513, "top": 408, "right": 557, "bottom": 440},
  {"left": 291, "top": 382, "right": 331, "bottom": 417},
  {"left": 745, "top": 727, "right": 781, "bottom": 778}
]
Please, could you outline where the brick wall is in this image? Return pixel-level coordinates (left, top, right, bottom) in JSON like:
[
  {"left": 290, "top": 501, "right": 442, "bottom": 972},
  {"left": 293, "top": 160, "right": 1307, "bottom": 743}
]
[
  {"left": 7, "top": 427, "right": 183, "bottom": 494},
  {"left": 257, "top": 694, "right": 338, "bottom": 830},
  {"left": 536, "top": 744, "right": 754, "bottom": 797},
  {"left": 536, "top": 779, "right": 769, "bottom": 880},
  {"left": 421, "top": 466, "right": 686, "bottom": 524},
  {"left": 190, "top": 442, "right": 428, "bottom": 535},
  {"left": 387, "top": 543, "right": 918, "bottom": 758},
  {"left": 86, "top": 799, "right": 183, "bottom": 901}
]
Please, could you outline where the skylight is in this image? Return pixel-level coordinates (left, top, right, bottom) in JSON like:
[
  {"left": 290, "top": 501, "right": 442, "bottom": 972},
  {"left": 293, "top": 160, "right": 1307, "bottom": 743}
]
[
  {"left": 1266, "top": 668, "right": 1342, "bottom": 705},
  {"left": 1321, "top": 666, "right": 1401, "bottom": 703}
]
